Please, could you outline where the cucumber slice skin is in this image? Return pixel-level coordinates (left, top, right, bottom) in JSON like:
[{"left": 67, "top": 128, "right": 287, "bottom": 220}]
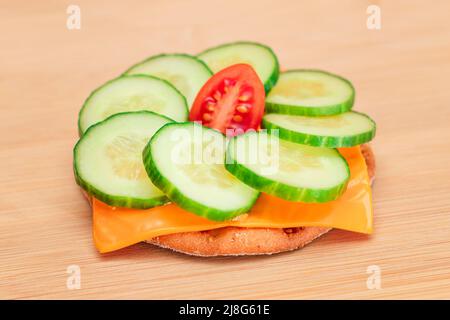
[
  {"left": 225, "top": 134, "right": 350, "bottom": 203},
  {"left": 197, "top": 41, "right": 280, "bottom": 93},
  {"left": 74, "top": 111, "right": 172, "bottom": 209},
  {"left": 123, "top": 53, "right": 212, "bottom": 76},
  {"left": 74, "top": 167, "right": 168, "bottom": 209},
  {"left": 142, "top": 122, "right": 260, "bottom": 221},
  {"left": 123, "top": 53, "right": 213, "bottom": 106},
  {"left": 265, "top": 69, "right": 355, "bottom": 116},
  {"left": 77, "top": 74, "right": 188, "bottom": 136},
  {"left": 262, "top": 111, "right": 376, "bottom": 148}
]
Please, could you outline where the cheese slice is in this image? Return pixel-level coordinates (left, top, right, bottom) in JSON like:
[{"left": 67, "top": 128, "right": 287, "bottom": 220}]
[{"left": 93, "top": 146, "right": 373, "bottom": 253}]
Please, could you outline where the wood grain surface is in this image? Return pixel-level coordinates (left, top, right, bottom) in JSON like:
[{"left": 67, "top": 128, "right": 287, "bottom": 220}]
[{"left": 1, "top": 0, "right": 450, "bottom": 299}]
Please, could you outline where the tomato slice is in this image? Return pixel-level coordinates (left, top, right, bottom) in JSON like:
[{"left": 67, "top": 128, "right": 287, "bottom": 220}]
[{"left": 189, "top": 64, "right": 265, "bottom": 135}]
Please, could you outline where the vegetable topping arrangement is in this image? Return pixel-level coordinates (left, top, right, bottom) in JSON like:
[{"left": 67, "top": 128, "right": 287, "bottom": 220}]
[{"left": 74, "top": 41, "right": 376, "bottom": 222}]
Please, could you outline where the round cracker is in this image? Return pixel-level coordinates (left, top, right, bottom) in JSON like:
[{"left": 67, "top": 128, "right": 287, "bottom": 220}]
[
  {"left": 147, "top": 144, "right": 376, "bottom": 257},
  {"left": 148, "top": 226, "right": 331, "bottom": 257}
]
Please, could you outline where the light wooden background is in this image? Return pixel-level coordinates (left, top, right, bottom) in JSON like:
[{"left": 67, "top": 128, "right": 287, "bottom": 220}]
[{"left": 1, "top": 0, "right": 450, "bottom": 299}]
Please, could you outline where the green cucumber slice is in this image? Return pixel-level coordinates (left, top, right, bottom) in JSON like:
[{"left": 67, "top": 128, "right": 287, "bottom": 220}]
[
  {"left": 266, "top": 70, "right": 355, "bottom": 116},
  {"left": 142, "top": 122, "right": 259, "bottom": 221},
  {"left": 198, "top": 41, "right": 279, "bottom": 92},
  {"left": 225, "top": 131, "right": 350, "bottom": 202},
  {"left": 74, "top": 111, "right": 173, "bottom": 209},
  {"left": 124, "top": 53, "right": 212, "bottom": 108},
  {"left": 78, "top": 75, "right": 188, "bottom": 135},
  {"left": 262, "top": 111, "right": 376, "bottom": 147}
]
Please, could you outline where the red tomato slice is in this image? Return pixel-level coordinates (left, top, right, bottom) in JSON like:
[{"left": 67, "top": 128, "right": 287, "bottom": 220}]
[{"left": 189, "top": 64, "right": 265, "bottom": 135}]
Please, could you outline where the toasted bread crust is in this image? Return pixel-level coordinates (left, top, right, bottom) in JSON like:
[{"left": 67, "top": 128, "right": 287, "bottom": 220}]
[{"left": 147, "top": 144, "right": 376, "bottom": 257}]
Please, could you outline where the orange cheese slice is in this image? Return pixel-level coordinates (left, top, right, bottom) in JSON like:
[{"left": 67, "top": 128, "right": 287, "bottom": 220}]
[{"left": 93, "top": 146, "right": 373, "bottom": 253}]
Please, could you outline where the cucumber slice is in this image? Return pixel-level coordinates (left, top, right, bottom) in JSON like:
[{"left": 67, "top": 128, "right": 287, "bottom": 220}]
[
  {"left": 124, "top": 54, "right": 212, "bottom": 108},
  {"left": 74, "top": 111, "right": 173, "bottom": 209},
  {"left": 198, "top": 41, "right": 279, "bottom": 92},
  {"left": 225, "top": 131, "right": 350, "bottom": 202},
  {"left": 262, "top": 111, "right": 376, "bottom": 147},
  {"left": 142, "top": 122, "right": 259, "bottom": 221},
  {"left": 78, "top": 75, "right": 188, "bottom": 135},
  {"left": 266, "top": 70, "right": 355, "bottom": 116}
]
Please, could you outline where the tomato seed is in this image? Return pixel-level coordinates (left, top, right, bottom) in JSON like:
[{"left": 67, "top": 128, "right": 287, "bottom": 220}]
[
  {"left": 213, "top": 91, "right": 222, "bottom": 101},
  {"left": 233, "top": 115, "right": 243, "bottom": 122},
  {"left": 203, "top": 113, "right": 213, "bottom": 122},
  {"left": 238, "top": 94, "right": 251, "bottom": 102},
  {"left": 236, "top": 105, "right": 249, "bottom": 113}
]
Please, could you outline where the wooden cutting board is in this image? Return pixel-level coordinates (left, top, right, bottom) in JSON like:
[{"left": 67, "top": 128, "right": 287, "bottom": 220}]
[{"left": 1, "top": 0, "right": 450, "bottom": 299}]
